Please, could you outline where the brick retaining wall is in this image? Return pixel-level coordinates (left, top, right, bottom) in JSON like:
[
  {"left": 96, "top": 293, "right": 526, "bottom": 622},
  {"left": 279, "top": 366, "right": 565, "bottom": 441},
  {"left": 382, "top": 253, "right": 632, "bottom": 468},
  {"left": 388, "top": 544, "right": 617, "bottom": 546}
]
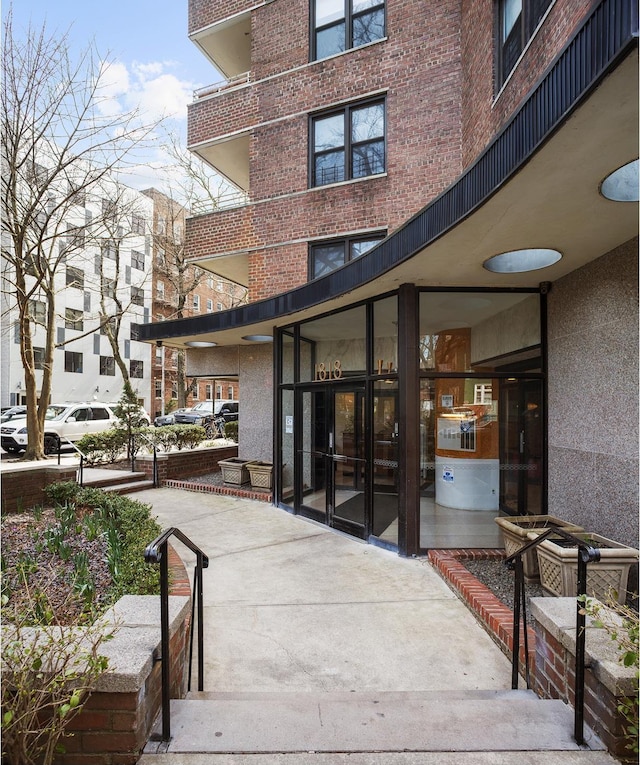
[{"left": 1, "top": 464, "right": 78, "bottom": 514}]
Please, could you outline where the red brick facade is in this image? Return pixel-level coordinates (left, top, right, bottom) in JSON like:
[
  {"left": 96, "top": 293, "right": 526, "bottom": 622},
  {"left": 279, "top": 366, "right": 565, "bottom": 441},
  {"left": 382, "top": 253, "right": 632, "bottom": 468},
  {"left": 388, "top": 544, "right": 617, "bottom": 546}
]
[{"left": 186, "top": 0, "right": 599, "bottom": 303}]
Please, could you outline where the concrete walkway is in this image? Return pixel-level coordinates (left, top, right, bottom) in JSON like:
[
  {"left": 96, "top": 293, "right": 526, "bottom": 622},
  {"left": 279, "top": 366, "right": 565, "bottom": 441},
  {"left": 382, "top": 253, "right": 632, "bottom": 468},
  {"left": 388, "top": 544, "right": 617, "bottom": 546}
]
[{"left": 130, "top": 488, "right": 614, "bottom": 763}]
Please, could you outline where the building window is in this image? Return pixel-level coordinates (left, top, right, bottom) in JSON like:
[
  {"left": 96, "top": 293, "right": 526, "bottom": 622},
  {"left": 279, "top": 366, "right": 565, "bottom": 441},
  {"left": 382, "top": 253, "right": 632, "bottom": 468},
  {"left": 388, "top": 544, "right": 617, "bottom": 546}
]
[
  {"left": 66, "top": 265, "right": 84, "bottom": 289},
  {"left": 193, "top": 294, "right": 200, "bottom": 312},
  {"left": 33, "top": 346, "right": 46, "bottom": 370},
  {"left": 130, "top": 323, "right": 140, "bottom": 341},
  {"left": 155, "top": 380, "right": 162, "bottom": 397},
  {"left": 312, "top": 0, "right": 385, "bottom": 61},
  {"left": 101, "top": 239, "right": 117, "bottom": 260},
  {"left": 131, "top": 214, "right": 145, "bottom": 234},
  {"left": 216, "top": 385, "right": 222, "bottom": 399},
  {"left": 131, "top": 250, "right": 145, "bottom": 270},
  {"left": 156, "top": 281, "right": 165, "bottom": 301},
  {"left": 100, "top": 317, "right": 117, "bottom": 336},
  {"left": 28, "top": 299, "right": 46, "bottom": 324},
  {"left": 311, "top": 99, "right": 385, "bottom": 187},
  {"left": 65, "top": 351, "right": 83, "bottom": 373},
  {"left": 102, "top": 278, "right": 116, "bottom": 298},
  {"left": 206, "top": 298, "right": 213, "bottom": 312},
  {"left": 309, "top": 233, "right": 385, "bottom": 278},
  {"left": 474, "top": 383, "right": 493, "bottom": 405},
  {"left": 205, "top": 384, "right": 213, "bottom": 399},
  {"left": 66, "top": 225, "right": 85, "bottom": 247},
  {"left": 497, "top": 0, "right": 552, "bottom": 86},
  {"left": 100, "top": 356, "right": 116, "bottom": 376},
  {"left": 130, "top": 359, "right": 144, "bottom": 379},
  {"left": 131, "top": 286, "right": 144, "bottom": 307},
  {"left": 65, "top": 308, "right": 83, "bottom": 331},
  {"left": 227, "top": 386, "right": 234, "bottom": 399}
]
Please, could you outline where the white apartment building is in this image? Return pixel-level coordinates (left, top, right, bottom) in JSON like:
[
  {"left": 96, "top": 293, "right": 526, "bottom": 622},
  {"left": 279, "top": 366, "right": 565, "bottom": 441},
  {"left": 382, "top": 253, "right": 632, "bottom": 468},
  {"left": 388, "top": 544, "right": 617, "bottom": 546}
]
[{"left": 1, "top": 174, "right": 154, "bottom": 414}]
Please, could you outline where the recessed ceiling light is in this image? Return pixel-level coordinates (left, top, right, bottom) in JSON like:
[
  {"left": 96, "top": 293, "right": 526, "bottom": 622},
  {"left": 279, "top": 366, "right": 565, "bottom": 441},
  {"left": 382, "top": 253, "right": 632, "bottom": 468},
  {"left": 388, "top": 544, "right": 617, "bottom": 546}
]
[
  {"left": 483, "top": 248, "right": 562, "bottom": 273},
  {"left": 600, "top": 159, "right": 639, "bottom": 202},
  {"left": 241, "top": 334, "right": 273, "bottom": 342},
  {"left": 184, "top": 340, "right": 217, "bottom": 348}
]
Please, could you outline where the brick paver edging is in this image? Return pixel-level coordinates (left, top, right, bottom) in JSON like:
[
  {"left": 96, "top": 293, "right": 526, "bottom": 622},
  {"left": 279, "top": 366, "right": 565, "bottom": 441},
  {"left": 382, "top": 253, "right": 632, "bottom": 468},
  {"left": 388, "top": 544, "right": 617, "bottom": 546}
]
[
  {"left": 164, "top": 478, "right": 272, "bottom": 502},
  {"left": 428, "top": 548, "right": 536, "bottom": 676},
  {"left": 167, "top": 543, "right": 192, "bottom": 597}
]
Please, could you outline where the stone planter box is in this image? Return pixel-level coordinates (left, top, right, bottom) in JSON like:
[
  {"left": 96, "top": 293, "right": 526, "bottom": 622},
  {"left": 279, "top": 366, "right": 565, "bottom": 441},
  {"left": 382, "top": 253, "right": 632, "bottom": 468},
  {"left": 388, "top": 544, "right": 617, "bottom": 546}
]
[
  {"left": 218, "top": 457, "right": 251, "bottom": 485},
  {"left": 494, "top": 515, "right": 584, "bottom": 582},
  {"left": 528, "top": 531, "right": 639, "bottom": 603},
  {"left": 247, "top": 461, "right": 273, "bottom": 490}
]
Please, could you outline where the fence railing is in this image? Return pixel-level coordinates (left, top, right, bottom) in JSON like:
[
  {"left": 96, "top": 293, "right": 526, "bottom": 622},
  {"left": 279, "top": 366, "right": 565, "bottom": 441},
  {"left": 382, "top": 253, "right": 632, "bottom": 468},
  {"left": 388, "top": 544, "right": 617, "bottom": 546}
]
[
  {"left": 505, "top": 527, "right": 601, "bottom": 745},
  {"left": 144, "top": 528, "right": 209, "bottom": 743}
]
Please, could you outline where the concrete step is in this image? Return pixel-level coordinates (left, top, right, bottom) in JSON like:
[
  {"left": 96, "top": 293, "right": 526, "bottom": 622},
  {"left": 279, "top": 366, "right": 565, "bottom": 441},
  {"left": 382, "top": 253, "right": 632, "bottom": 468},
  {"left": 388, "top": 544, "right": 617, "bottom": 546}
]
[
  {"left": 103, "top": 478, "right": 156, "bottom": 494},
  {"left": 139, "top": 754, "right": 619, "bottom": 765},
  {"left": 82, "top": 470, "right": 149, "bottom": 489},
  {"left": 141, "top": 690, "right": 614, "bottom": 761}
]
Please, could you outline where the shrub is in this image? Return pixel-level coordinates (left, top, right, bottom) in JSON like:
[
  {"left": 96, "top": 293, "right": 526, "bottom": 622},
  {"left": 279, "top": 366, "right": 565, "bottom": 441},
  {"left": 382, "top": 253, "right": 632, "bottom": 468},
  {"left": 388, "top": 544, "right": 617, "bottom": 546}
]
[
  {"left": 224, "top": 421, "right": 238, "bottom": 442},
  {"left": 76, "top": 429, "right": 127, "bottom": 464},
  {"left": 174, "top": 425, "right": 206, "bottom": 450}
]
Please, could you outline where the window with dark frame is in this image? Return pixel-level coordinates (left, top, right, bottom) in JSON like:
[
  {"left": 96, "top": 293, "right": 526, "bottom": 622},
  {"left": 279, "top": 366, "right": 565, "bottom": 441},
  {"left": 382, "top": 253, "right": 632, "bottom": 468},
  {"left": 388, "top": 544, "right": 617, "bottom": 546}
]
[
  {"left": 312, "top": 0, "right": 385, "bottom": 61},
  {"left": 28, "top": 299, "right": 46, "bottom": 324},
  {"left": 66, "top": 265, "right": 84, "bottom": 290},
  {"left": 99, "top": 355, "right": 116, "bottom": 376},
  {"left": 131, "top": 215, "right": 145, "bottom": 235},
  {"left": 65, "top": 308, "right": 84, "bottom": 331},
  {"left": 33, "top": 347, "right": 46, "bottom": 370},
  {"left": 65, "top": 351, "right": 83, "bottom": 374},
  {"left": 311, "top": 99, "right": 385, "bottom": 187},
  {"left": 131, "top": 286, "right": 144, "bottom": 307},
  {"left": 309, "top": 233, "right": 385, "bottom": 279},
  {"left": 497, "top": 0, "right": 552, "bottom": 87},
  {"left": 130, "top": 359, "right": 144, "bottom": 379},
  {"left": 131, "top": 250, "right": 145, "bottom": 270}
]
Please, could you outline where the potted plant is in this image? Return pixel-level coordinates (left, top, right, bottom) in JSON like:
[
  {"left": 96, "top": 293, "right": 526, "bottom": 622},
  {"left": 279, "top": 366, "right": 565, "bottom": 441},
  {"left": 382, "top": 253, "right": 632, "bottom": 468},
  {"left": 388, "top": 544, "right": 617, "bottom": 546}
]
[
  {"left": 494, "top": 515, "right": 584, "bottom": 582},
  {"left": 528, "top": 531, "right": 639, "bottom": 603},
  {"left": 218, "top": 457, "right": 251, "bottom": 485},
  {"left": 247, "top": 461, "right": 273, "bottom": 490}
]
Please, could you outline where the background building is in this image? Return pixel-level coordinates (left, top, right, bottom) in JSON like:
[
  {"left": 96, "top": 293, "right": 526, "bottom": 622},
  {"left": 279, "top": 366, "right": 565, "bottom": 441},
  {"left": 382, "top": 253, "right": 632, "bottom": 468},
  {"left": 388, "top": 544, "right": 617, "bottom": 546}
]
[
  {"left": 2, "top": 176, "right": 154, "bottom": 413},
  {"left": 141, "top": 0, "right": 638, "bottom": 555}
]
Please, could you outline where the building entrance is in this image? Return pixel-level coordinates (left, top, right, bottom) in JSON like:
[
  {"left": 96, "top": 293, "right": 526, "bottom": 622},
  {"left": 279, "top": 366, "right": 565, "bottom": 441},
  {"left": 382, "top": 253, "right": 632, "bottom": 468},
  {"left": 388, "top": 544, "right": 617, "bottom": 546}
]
[{"left": 297, "top": 384, "right": 367, "bottom": 538}]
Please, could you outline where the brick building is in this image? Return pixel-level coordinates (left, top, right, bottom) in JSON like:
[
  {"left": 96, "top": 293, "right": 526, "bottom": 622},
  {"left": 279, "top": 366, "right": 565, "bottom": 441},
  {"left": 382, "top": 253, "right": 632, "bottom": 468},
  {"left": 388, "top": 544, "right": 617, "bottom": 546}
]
[
  {"left": 142, "top": 189, "right": 243, "bottom": 418},
  {"left": 141, "top": 0, "right": 638, "bottom": 557}
]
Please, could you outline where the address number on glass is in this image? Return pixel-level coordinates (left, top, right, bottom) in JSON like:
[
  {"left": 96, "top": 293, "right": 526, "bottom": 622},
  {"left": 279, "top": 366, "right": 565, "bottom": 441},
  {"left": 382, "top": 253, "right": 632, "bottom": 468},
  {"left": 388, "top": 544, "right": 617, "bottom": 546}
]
[{"left": 314, "top": 361, "right": 343, "bottom": 381}]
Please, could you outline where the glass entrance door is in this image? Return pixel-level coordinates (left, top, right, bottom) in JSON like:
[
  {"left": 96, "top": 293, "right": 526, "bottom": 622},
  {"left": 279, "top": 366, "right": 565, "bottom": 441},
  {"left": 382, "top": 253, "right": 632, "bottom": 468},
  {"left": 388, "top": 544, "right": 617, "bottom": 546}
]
[
  {"left": 500, "top": 379, "right": 544, "bottom": 515},
  {"left": 298, "top": 385, "right": 366, "bottom": 538}
]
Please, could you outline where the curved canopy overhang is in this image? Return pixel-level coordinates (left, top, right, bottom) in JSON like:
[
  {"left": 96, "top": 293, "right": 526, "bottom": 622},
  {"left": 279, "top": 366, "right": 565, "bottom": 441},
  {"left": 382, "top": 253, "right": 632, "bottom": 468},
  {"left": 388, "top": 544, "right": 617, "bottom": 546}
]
[{"left": 140, "top": 5, "right": 638, "bottom": 350}]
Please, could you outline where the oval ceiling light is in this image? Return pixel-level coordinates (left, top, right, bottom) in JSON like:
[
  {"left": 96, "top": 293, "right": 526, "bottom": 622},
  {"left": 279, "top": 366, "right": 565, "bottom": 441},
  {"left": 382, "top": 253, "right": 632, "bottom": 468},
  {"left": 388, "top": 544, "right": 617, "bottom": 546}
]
[
  {"left": 600, "top": 159, "right": 639, "bottom": 202},
  {"left": 184, "top": 340, "right": 217, "bottom": 348},
  {"left": 242, "top": 334, "right": 273, "bottom": 342},
  {"left": 483, "top": 248, "right": 562, "bottom": 274}
]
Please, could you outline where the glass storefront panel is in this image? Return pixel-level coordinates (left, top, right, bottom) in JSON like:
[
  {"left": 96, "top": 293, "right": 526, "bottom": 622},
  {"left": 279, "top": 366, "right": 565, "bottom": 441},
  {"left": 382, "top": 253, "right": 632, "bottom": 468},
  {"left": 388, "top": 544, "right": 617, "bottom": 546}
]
[
  {"left": 372, "top": 381, "right": 398, "bottom": 544},
  {"left": 281, "top": 331, "right": 294, "bottom": 384},
  {"left": 300, "top": 389, "right": 327, "bottom": 518},
  {"left": 419, "top": 292, "right": 540, "bottom": 372},
  {"left": 372, "top": 296, "right": 398, "bottom": 375},
  {"left": 280, "top": 388, "right": 294, "bottom": 505},
  {"left": 299, "top": 305, "right": 366, "bottom": 381}
]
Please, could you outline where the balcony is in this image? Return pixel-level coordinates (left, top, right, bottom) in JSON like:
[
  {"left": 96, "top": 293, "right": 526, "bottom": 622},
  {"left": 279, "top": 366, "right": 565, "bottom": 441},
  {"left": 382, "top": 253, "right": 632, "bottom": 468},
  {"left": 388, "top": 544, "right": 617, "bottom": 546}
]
[
  {"left": 191, "top": 132, "right": 250, "bottom": 192},
  {"left": 190, "top": 10, "right": 251, "bottom": 81}
]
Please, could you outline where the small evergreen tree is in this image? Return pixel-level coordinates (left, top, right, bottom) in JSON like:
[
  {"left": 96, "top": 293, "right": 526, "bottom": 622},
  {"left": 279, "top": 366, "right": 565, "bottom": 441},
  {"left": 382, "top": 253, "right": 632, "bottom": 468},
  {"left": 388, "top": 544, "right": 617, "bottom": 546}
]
[{"left": 113, "top": 382, "right": 147, "bottom": 459}]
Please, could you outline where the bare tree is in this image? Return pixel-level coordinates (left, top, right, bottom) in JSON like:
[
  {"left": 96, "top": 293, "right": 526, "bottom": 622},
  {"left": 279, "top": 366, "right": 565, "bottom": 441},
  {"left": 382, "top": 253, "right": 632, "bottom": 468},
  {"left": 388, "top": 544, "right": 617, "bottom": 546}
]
[{"left": 1, "top": 11, "right": 157, "bottom": 459}]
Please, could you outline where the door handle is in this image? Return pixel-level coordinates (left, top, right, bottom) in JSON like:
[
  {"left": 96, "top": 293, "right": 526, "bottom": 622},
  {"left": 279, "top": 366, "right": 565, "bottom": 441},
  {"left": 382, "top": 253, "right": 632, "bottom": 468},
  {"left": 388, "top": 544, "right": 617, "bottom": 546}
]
[
  {"left": 519, "top": 430, "right": 525, "bottom": 453},
  {"left": 333, "top": 454, "right": 348, "bottom": 462}
]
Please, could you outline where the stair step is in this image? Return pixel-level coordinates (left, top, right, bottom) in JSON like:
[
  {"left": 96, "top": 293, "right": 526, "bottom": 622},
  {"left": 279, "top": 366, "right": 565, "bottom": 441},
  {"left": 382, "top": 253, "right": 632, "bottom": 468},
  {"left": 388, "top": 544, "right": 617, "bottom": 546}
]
[
  {"left": 82, "top": 471, "right": 148, "bottom": 488},
  {"left": 103, "top": 479, "right": 156, "bottom": 494},
  {"left": 139, "top": 753, "right": 618, "bottom": 765},
  {"left": 142, "top": 690, "right": 611, "bottom": 758}
]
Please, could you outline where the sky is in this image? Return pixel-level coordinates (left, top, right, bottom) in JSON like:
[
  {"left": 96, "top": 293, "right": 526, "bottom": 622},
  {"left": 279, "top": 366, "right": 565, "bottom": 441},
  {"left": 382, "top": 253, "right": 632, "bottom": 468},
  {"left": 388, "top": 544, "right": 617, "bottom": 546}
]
[{"left": 7, "top": 0, "right": 224, "bottom": 192}]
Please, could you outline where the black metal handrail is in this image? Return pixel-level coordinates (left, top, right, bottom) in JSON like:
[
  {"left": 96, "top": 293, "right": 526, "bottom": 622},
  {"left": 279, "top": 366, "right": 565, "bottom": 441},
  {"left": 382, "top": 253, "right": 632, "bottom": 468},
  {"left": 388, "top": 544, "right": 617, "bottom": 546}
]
[
  {"left": 505, "top": 527, "right": 601, "bottom": 745},
  {"left": 144, "top": 528, "right": 209, "bottom": 743}
]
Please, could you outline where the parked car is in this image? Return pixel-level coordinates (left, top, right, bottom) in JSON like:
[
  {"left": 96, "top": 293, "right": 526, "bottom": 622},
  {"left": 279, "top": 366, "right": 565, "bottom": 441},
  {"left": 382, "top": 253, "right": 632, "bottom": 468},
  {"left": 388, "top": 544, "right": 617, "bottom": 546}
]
[
  {"left": 0, "top": 406, "right": 27, "bottom": 423},
  {"left": 0, "top": 402, "right": 146, "bottom": 455},
  {"left": 173, "top": 400, "right": 239, "bottom": 426},
  {"left": 154, "top": 408, "right": 189, "bottom": 427}
]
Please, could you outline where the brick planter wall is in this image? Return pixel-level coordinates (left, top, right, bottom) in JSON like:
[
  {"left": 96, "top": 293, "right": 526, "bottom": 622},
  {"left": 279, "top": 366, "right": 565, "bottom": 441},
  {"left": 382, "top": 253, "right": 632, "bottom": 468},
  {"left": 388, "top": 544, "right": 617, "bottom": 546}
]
[
  {"left": 530, "top": 598, "right": 638, "bottom": 763},
  {"left": 136, "top": 445, "right": 238, "bottom": 484},
  {"left": 1, "top": 464, "right": 78, "bottom": 514},
  {"left": 51, "top": 548, "right": 193, "bottom": 765}
]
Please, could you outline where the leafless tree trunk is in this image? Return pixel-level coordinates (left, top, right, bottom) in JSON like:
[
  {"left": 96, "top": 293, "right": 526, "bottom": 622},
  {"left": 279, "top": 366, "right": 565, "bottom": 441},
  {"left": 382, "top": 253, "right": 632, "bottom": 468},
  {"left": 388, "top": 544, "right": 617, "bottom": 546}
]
[{"left": 1, "top": 11, "right": 157, "bottom": 459}]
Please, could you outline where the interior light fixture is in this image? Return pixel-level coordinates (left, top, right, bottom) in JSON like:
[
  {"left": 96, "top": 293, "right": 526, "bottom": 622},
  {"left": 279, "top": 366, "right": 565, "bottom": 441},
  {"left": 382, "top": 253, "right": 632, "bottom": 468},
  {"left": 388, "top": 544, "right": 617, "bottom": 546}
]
[
  {"left": 483, "top": 248, "right": 562, "bottom": 274},
  {"left": 600, "top": 159, "right": 639, "bottom": 202},
  {"left": 241, "top": 334, "right": 273, "bottom": 342},
  {"left": 184, "top": 340, "right": 217, "bottom": 348}
]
